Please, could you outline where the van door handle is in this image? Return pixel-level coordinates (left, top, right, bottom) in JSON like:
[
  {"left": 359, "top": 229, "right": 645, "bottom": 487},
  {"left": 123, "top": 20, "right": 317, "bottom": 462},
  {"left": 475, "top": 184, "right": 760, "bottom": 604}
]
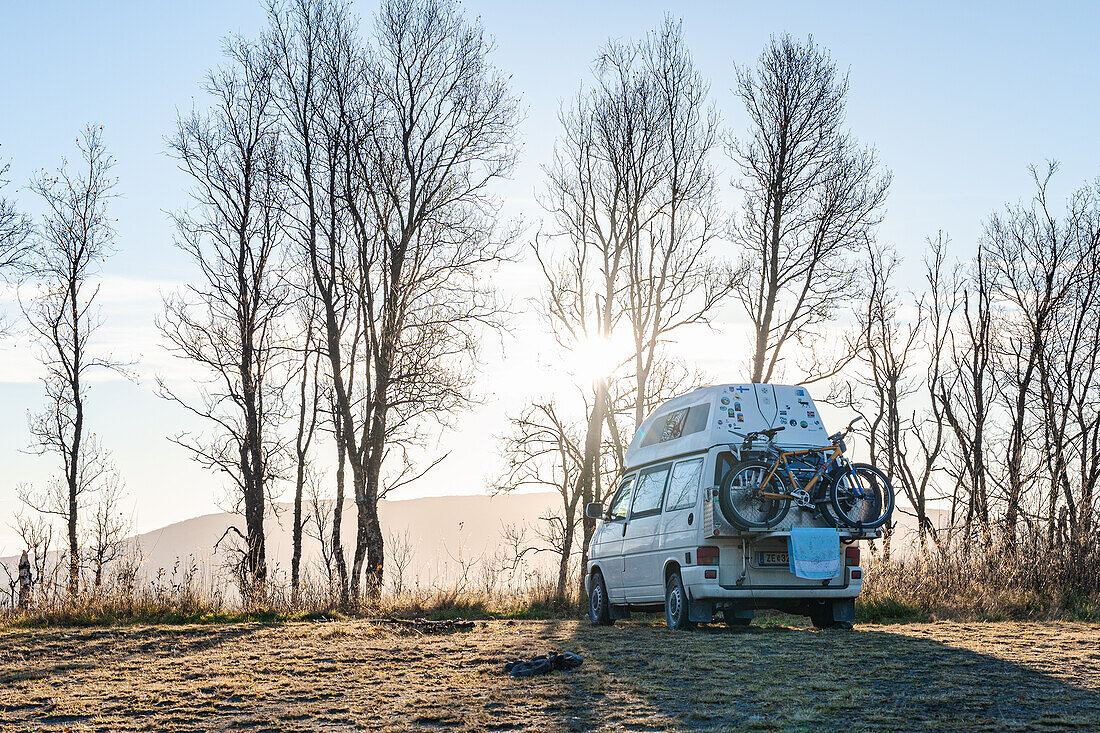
[{"left": 622, "top": 523, "right": 628, "bottom": 536}]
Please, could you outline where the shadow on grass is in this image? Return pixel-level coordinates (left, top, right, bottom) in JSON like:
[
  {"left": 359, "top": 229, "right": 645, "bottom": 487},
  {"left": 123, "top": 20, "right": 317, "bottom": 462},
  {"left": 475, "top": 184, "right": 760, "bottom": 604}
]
[
  {"left": 0, "top": 624, "right": 260, "bottom": 686},
  {"left": 556, "top": 617, "right": 1100, "bottom": 731}
]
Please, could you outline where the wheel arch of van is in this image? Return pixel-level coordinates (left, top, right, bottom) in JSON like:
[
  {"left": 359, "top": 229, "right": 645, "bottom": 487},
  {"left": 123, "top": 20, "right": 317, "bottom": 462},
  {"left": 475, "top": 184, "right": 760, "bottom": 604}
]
[
  {"left": 588, "top": 561, "right": 609, "bottom": 585},
  {"left": 661, "top": 557, "right": 682, "bottom": 585}
]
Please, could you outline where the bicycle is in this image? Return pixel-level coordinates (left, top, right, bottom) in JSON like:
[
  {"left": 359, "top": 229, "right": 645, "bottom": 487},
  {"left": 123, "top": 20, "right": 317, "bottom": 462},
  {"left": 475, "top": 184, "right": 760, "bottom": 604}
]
[{"left": 717, "top": 416, "right": 894, "bottom": 531}]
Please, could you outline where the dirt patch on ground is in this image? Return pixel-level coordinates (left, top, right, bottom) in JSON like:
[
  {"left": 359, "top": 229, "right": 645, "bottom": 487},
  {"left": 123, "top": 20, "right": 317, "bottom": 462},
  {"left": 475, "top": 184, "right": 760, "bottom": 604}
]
[{"left": 1, "top": 618, "right": 1098, "bottom": 731}]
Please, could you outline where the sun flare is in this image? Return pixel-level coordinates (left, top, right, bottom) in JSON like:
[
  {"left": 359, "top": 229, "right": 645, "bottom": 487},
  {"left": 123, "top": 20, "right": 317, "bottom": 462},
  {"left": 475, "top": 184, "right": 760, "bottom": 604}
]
[{"left": 567, "top": 334, "right": 624, "bottom": 385}]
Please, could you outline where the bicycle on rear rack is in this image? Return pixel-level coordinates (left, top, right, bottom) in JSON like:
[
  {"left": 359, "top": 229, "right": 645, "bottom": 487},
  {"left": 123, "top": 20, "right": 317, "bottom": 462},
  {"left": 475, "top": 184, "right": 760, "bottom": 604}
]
[{"left": 717, "top": 416, "right": 894, "bottom": 531}]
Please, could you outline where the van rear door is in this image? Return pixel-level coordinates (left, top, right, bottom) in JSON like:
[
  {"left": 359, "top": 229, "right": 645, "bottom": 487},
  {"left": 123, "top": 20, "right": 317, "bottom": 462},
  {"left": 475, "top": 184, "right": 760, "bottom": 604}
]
[
  {"left": 717, "top": 536, "right": 845, "bottom": 588},
  {"left": 659, "top": 457, "right": 704, "bottom": 556}
]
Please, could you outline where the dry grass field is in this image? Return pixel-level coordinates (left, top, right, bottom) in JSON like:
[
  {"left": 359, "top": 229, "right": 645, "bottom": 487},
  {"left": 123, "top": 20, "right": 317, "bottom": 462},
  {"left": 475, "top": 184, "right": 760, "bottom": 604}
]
[{"left": 2, "top": 617, "right": 1099, "bottom": 731}]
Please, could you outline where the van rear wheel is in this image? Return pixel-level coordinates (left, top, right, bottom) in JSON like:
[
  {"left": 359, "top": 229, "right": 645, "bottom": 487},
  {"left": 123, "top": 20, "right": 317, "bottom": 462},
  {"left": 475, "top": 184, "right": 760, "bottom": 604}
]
[
  {"left": 587, "top": 570, "right": 613, "bottom": 626},
  {"left": 810, "top": 614, "right": 854, "bottom": 630},
  {"left": 664, "top": 571, "right": 695, "bottom": 630},
  {"left": 808, "top": 599, "right": 855, "bottom": 629},
  {"left": 722, "top": 610, "right": 752, "bottom": 628}
]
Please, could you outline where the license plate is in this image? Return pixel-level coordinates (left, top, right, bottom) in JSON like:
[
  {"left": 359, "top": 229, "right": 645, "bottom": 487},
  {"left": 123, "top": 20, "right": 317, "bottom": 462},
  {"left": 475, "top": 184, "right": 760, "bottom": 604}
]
[{"left": 758, "top": 551, "right": 789, "bottom": 567}]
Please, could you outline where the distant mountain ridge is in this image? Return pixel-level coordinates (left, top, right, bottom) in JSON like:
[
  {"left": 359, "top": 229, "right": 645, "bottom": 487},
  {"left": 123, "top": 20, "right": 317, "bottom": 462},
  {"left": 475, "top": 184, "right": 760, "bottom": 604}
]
[{"left": 2, "top": 492, "right": 564, "bottom": 591}]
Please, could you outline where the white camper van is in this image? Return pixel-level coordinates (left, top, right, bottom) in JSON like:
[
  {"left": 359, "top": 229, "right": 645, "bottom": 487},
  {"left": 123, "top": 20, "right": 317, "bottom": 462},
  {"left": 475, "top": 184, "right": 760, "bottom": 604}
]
[{"left": 584, "top": 383, "right": 893, "bottom": 630}]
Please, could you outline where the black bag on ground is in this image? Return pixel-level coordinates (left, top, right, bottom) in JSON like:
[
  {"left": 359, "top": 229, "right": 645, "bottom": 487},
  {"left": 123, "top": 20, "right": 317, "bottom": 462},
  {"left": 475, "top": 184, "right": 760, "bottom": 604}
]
[{"left": 504, "top": 651, "right": 583, "bottom": 678}]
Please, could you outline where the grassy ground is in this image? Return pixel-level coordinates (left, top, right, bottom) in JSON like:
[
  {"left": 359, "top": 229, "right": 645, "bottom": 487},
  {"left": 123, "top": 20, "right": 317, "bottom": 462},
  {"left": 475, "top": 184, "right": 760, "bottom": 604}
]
[{"left": 2, "top": 616, "right": 1098, "bottom": 731}]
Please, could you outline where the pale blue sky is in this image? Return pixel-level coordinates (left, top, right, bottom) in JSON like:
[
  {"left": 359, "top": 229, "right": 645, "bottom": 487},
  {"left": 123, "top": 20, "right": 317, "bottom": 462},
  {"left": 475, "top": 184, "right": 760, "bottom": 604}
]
[{"left": 1, "top": 1, "right": 1099, "bottom": 550}]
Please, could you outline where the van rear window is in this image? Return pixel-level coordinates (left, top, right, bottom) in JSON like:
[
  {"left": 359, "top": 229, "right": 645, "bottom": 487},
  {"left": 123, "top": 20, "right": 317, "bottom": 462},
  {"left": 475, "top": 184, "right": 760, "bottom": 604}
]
[
  {"left": 640, "top": 403, "right": 709, "bottom": 447},
  {"left": 665, "top": 458, "right": 703, "bottom": 511}
]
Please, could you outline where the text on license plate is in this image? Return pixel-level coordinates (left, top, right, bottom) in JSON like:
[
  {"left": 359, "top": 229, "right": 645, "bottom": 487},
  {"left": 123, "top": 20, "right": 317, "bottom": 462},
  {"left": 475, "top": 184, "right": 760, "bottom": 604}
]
[{"left": 758, "top": 551, "right": 789, "bottom": 566}]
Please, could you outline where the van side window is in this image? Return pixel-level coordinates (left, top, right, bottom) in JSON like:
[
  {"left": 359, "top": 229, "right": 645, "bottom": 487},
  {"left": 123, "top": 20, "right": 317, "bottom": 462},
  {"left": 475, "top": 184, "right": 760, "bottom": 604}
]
[
  {"left": 630, "top": 464, "right": 670, "bottom": 518},
  {"left": 665, "top": 458, "right": 704, "bottom": 511},
  {"left": 607, "top": 477, "right": 634, "bottom": 520}
]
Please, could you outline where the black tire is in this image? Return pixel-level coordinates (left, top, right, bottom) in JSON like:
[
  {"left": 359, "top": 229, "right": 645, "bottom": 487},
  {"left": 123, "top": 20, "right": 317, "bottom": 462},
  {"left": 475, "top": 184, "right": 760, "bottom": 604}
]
[
  {"left": 722, "top": 610, "right": 752, "bottom": 628},
  {"left": 829, "top": 463, "right": 894, "bottom": 530},
  {"left": 810, "top": 613, "right": 854, "bottom": 630},
  {"left": 718, "top": 462, "right": 791, "bottom": 530},
  {"left": 664, "top": 571, "right": 694, "bottom": 630},
  {"left": 587, "top": 570, "right": 613, "bottom": 626}
]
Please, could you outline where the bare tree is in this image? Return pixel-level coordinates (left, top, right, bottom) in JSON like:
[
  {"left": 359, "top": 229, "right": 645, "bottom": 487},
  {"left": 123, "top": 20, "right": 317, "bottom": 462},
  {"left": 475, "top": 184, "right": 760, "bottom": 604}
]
[
  {"left": 0, "top": 154, "right": 31, "bottom": 267},
  {"left": 833, "top": 236, "right": 958, "bottom": 555},
  {"left": 536, "top": 21, "right": 740, "bottom": 594},
  {"left": 1040, "top": 216, "right": 1100, "bottom": 548},
  {"left": 984, "top": 163, "right": 1089, "bottom": 547},
  {"left": 906, "top": 233, "right": 961, "bottom": 552},
  {"left": 624, "top": 17, "right": 736, "bottom": 429},
  {"left": 266, "top": 0, "right": 355, "bottom": 601},
  {"left": 87, "top": 473, "right": 129, "bottom": 590},
  {"left": 832, "top": 243, "right": 917, "bottom": 558},
  {"left": 496, "top": 401, "right": 584, "bottom": 598},
  {"left": 290, "top": 292, "right": 322, "bottom": 602},
  {"left": 272, "top": 0, "right": 518, "bottom": 598},
  {"left": 303, "top": 469, "right": 337, "bottom": 595},
  {"left": 937, "top": 241, "right": 998, "bottom": 543},
  {"left": 728, "top": 34, "right": 891, "bottom": 384},
  {"left": 0, "top": 560, "right": 19, "bottom": 610},
  {"left": 349, "top": 0, "right": 517, "bottom": 596},
  {"left": 21, "top": 126, "right": 118, "bottom": 595},
  {"left": 13, "top": 512, "right": 58, "bottom": 603},
  {"left": 386, "top": 528, "right": 414, "bottom": 597},
  {"left": 915, "top": 169, "right": 1100, "bottom": 570},
  {"left": 0, "top": 150, "right": 32, "bottom": 336},
  {"left": 536, "top": 34, "right": 655, "bottom": 595},
  {"left": 160, "top": 39, "right": 289, "bottom": 599},
  {"left": 325, "top": 388, "right": 350, "bottom": 599}
]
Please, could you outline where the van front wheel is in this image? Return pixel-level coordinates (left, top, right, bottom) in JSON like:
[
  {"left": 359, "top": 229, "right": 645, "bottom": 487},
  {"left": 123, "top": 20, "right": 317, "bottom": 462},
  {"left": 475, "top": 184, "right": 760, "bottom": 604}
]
[
  {"left": 665, "top": 571, "right": 695, "bottom": 630},
  {"left": 588, "top": 571, "right": 613, "bottom": 626}
]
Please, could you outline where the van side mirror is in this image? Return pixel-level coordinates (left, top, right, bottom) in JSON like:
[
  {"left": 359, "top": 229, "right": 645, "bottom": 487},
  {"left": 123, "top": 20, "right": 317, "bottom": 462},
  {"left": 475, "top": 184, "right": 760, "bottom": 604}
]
[{"left": 585, "top": 502, "right": 604, "bottom": 520}]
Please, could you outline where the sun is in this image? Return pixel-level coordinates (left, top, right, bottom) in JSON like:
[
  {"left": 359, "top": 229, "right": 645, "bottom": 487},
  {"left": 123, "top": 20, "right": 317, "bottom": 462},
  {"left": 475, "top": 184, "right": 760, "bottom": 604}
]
[{"left": 567, "top": 333, "right": 623, "bottom": 385}]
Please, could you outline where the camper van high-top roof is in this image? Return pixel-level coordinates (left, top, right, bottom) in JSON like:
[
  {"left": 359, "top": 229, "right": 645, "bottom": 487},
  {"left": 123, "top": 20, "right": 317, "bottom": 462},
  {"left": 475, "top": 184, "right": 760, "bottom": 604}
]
[{"left": 624, "top": 383, "right": 828, "bottom": 470}]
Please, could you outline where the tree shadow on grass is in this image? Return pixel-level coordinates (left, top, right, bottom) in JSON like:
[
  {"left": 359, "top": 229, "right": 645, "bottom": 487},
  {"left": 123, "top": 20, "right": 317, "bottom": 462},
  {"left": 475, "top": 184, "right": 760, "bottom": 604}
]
[
  {"left": 0, "top": 623, "right": 260, "bottom": 685},
  {"left": 558, "top": 618, "right": 1100, "bottom": 731}
]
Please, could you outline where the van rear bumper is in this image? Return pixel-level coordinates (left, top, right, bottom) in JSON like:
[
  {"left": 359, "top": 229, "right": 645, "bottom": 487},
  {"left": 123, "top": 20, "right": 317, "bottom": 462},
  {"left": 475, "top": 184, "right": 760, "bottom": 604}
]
[{"left": 680, "top": 565, "right": 861, "bottom": 599}]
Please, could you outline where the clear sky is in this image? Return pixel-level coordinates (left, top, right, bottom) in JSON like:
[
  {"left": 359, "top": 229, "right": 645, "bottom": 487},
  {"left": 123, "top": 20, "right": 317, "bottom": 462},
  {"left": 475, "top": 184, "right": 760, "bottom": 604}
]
[{"left": 1, "top": 0, "right": 1099, "bottom": 552}]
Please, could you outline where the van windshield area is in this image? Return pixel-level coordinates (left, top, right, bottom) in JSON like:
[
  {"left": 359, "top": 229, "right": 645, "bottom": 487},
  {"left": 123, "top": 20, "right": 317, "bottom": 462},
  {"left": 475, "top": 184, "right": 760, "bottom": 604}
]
[{"left": 607, "top": 477, "right": 634, "bottom": 520}]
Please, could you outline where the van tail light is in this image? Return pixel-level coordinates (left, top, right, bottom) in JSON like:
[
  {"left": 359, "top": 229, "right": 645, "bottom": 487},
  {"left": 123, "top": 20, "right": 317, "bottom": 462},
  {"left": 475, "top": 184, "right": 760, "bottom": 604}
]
[
  {"left": 697, "top": 546, "right": 720, "bottom": 566},
  {"left": 845, "top": 546, "right": 860, "bottom": 566}
]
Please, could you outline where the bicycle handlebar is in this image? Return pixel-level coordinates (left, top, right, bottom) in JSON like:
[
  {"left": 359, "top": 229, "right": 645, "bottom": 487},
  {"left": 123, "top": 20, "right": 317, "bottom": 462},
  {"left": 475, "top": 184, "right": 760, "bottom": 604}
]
[
  {"left": 731, "top": 425, "right": 785, "bottom": 447},
  {"left": 732, "top": 414, "right": 866, "bottom": 453},
  {"left": 828, "top": 415, "right": 865, "bottom": 444}
]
